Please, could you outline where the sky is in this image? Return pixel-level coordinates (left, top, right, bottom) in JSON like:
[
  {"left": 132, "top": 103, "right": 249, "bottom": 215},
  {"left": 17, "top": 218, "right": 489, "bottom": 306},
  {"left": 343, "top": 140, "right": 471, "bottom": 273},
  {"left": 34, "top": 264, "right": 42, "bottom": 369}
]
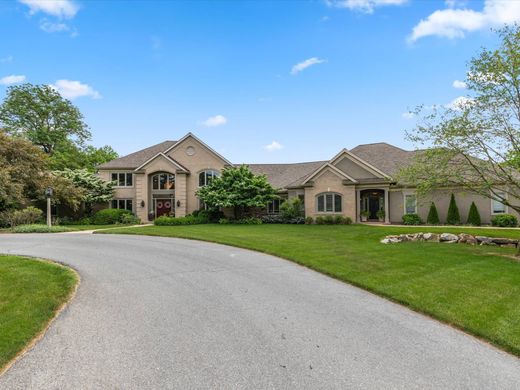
[{"left": 0, "top": 0, "right": 519, "bottom": 163}]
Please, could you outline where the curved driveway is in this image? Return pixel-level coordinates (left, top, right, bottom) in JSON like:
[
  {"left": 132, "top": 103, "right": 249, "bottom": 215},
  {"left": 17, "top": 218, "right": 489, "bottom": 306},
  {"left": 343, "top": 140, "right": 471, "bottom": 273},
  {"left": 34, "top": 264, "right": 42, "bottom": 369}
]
[{"left": 0, "top": 233, "right": 519, "bottom": 389}]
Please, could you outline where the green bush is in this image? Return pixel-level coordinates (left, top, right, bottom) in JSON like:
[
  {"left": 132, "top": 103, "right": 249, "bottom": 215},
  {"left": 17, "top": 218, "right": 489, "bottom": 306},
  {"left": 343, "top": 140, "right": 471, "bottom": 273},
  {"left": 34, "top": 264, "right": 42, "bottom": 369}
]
[
  {"left": 0, "top": 207, "right": 44, "bottom": 228},
  {"left": 315, "top": 216, "right": 325, "bottom": 225},
  {"left": 467, "top": 202, "right": 481, "bottom": 226},
  {"left": 11, "top": 224, "right": 72, "bottom": 233},
  {"left": 193, "top": 208, "right": 224, "bottom": 223},
  {"left": 218, "top": 218, "right": 230, "bottom": 224},
  {"left": 402, "top": 214, "right": 423, "bottom": 225},
  {"left": 446, "top": 194, "right": 461, "bottom": 225},
  {"left": 491, "top": 214, "right": 518, "bottom": 227},
  {"left": 324, "top": 215, "right": 334, "bottom": 225},
  {"left": 120, "top": 214, "right": 141, "bottom": 225},
  {"left": 91, "top": 209, "right": 132, "bottom": 225},
  {"left": 426, "top": 202, "right": 440, "bottom": 225},
  {"left": 280, "top": 198, "right": 304, "bottom": 220},
  {"left": 305, "top": 216, "right": 314, "bottom": 225},
  {"left": 59, "top": 216, "right": 92, "bottom": 225},
  {"left": 235, "top": 217, "right": 263, "bottom": 225},
  {"left": 154, "top": 215, "right": 204, "bottom": 226}
]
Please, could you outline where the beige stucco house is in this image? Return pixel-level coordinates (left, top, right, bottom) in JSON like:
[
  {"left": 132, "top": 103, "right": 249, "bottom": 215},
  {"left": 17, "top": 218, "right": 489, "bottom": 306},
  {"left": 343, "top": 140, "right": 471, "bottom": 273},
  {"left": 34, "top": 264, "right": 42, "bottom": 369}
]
[{"left": 97, "top": 132, "right": 515, "bottom": 224}]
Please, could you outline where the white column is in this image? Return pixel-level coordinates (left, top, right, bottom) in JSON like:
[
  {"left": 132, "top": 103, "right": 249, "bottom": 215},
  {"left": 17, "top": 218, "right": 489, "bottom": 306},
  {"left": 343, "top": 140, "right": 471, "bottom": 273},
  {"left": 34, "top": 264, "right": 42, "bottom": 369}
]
[{"left": 384, "top": 188, "right": 390, "bottom": 224}]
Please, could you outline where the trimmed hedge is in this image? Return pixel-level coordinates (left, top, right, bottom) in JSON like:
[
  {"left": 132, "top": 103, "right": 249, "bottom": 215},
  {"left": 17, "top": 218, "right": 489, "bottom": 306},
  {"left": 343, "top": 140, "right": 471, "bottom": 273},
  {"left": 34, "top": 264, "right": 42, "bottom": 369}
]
[
  {"left": 11, "top": 224, "right": 72, "bottom": 233},
  {"left": 154, "top": 215, "right": 206, "bottom": 226},
  {"left": 447, "top": 194, "right": 461, "bottom": 225},
  {"left": 426, "top": 202, "right": 440, "bottom": 225},
  {"left": 313, "top": 215, "right": 352, "bottom": 225},
  {"left": 91, "top": 209, "right": 133, "bottom": 225},
  {"left": 467, "top": 202, "right": 481, "bottom": 226},
  {"left": 491, "top": 214, "right": 518, "bottom": 227},
  {"left": 402, "top": 213, "right": 423, "bottom": 225}
]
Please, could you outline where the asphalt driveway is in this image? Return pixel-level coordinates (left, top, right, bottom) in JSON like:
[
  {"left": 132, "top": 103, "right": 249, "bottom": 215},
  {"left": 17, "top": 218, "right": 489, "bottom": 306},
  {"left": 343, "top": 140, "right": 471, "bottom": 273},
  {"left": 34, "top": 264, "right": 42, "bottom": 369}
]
[{"left": 0, "top": 233, "right": 519, "bottom": 389}]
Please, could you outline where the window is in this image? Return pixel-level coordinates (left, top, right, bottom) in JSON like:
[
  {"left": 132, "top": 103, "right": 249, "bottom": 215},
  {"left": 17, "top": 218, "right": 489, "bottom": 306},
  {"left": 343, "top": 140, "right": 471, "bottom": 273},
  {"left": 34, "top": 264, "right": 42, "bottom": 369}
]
[
  {"left": 492, "top": 191, "right": 507, "bottom": 214},
  {"left": 267, "top": 199, "right": 284, "bottom": 214},
  {"left": 199, "top": 170, "right": 219, "bottom": 187},
  {"left": 111, "top": 199, "right": 133, "bottom": 212},
  {"left": 404, "top": 193, "right": 417, "bottom": 214},
  {"left": 316, "top": 193, "right": 342, "bottom": 213},
  {"left": 111, "top": 172, "right": 133, "bottom": 187},
  {"left": 152, "top": 173, "right": 175, "bottom": 190}
]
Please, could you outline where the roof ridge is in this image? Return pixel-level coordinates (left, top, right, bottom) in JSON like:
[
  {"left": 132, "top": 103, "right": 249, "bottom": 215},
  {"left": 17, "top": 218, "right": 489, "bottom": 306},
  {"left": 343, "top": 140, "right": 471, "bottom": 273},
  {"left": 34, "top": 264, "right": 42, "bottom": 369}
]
[
  {"left": 351, "top": 142, "right": 408, "bottom": 152},
  {"left": 241, "top": 160, "right": 326, "bottom": 166}
]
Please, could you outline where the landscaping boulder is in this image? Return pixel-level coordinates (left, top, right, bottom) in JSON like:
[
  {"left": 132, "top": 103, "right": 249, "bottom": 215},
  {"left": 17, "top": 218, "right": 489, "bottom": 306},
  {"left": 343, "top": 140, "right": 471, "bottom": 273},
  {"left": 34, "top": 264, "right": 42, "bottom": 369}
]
[
  {"left": 458, "top": 233, "right": 477, "bottom": 245},
  {"left": 423, "top": 233, "right": 439, "bottom": 242},
  {"left": 490, "top": 238, "right": 517, "bottom": 246},
  {"left": 381, "top": 236, "right": 401, "bottom": 244},
  {"left": 476, "top": 236, "right": 493, "bottom": 245},
  {"left": 440, "top": 233, "right": 459, "bottom": 242}
]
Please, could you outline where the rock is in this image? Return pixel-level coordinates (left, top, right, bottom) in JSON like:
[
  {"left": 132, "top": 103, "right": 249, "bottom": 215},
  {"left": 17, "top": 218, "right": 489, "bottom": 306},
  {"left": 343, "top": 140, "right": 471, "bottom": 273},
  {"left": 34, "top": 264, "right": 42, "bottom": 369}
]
[
  {"left": 501, "top": 243, "right": 517, "bottom": 248},
  {"left": 476, "top": 236, "right": 492, "bottom": 245},
  {"left": 423, "top": 233, "right": 439, "bottom": 242},
  {"left": 440, "top": 233, "right": 459, "bottom": 242},
  {"left": 380, "top": 238, "right": 390, "bottom": 244},
  {"left": 458, "top": 233, "right": 476, "bottom": 244},
  {"left": 381, "top": 237, "right": 401, "bottom": 244},
  {"left": 490, "top": 238, "right": 517, "bottom": 245},
  {"left": 444, "top": 240, "right": 458, "bottom": 244}
]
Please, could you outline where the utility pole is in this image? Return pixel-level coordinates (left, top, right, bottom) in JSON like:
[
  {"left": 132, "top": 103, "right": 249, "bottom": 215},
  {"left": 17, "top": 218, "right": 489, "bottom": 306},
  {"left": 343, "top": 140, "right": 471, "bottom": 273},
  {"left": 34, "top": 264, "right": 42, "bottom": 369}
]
[{"left": 45, "top": 187, "right": 53, "bottom": 227}]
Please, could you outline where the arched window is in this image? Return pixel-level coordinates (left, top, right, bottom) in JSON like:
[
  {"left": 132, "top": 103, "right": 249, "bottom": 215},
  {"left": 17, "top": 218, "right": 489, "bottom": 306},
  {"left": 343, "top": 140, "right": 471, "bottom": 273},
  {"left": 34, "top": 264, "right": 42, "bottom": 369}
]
[
  {"left": 199, "top": 170, "right": 219, "bottom": 187},
  {"left": 316, "top": 192, "right": 342, "bottom": 213},
  {"left": 152, "top": 173, "right": 175, "bottom": 190}
]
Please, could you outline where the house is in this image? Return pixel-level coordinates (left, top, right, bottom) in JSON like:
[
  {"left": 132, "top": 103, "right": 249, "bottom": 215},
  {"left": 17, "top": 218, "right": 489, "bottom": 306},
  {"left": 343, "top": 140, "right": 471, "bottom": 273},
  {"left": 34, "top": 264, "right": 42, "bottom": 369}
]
[{"left": 97, "top": 132, "right": 514, "bottom": 224}]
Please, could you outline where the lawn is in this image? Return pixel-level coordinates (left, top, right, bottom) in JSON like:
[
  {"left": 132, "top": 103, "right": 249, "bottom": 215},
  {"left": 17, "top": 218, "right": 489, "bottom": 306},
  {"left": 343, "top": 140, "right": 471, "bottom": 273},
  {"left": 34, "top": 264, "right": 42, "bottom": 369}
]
[
  {"left": 0, "top": 255, "right": 77, "bottom": 373},
  {"left": 99, "top": 224, "right": 520, "bottom": 356},
  {"left": 0, "top": 224, "right": 139, "bottom": 233}
]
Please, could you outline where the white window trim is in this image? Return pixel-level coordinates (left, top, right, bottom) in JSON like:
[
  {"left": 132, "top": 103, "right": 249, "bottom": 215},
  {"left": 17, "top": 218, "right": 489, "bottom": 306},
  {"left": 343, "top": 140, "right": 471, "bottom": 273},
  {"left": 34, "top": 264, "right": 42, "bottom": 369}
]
[
  {"left": 316, "top": 192, "right": 342, "bottom": 213},
  {"left": 111, "top": 172, "right": 133, "bottom": 188},
  {"left": 491, "top": 190, "right": 508, "bottom": 215},
  {"left": 403, "top": 191, "right": 417, "bottom": 215},
  {"left": 198, "top": 170, "right": 220, "bottom": 187},
  {"left": 111, "top": 198, "right": 133, "bottom": 212}
]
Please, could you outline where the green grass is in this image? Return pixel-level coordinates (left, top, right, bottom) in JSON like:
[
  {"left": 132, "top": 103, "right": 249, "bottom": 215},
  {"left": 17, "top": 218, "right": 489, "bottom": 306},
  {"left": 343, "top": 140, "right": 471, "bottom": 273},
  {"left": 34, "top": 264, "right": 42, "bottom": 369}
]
[
  {"left": 99, "top": 223, "right": 520, "bottom": 356},
  {"left": 0, "top": 255, "right": 77, "bottom": 372},
  {"left": 0, "top": 224, "right": 139, "bottom": 233}
]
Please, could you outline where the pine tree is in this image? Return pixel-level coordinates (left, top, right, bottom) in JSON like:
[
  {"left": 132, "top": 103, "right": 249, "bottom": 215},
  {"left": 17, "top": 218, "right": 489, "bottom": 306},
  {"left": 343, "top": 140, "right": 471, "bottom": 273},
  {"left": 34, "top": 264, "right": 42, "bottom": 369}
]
[
  {"left": 426, "top": 202, "right": 440, "bottom": 225},
  {"left": 467, "top": 201, "right": 481, "bottom": 226},
  {"left": 446, "top": 193, "right": 461, "bottom": 225}
]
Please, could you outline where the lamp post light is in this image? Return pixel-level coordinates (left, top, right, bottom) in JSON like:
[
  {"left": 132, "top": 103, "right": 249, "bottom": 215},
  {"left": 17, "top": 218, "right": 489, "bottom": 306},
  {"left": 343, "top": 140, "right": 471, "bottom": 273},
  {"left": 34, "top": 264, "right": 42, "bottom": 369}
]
[{"left": 45, "top": 187, "right": 53, "bottom": 227}]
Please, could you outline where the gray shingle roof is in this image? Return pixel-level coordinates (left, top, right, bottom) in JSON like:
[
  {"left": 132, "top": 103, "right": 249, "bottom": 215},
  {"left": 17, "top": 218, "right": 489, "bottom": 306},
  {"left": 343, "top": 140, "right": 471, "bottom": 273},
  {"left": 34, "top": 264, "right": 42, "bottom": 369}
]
[
  {"left": 97, "top": 140, "right": 177, "bottom": 170},
  {"left": 349, "top": 142, "right": 417, "bottom": 177},
  {"left": 244, "top": 161, "right": 326, "bottom": 190}
]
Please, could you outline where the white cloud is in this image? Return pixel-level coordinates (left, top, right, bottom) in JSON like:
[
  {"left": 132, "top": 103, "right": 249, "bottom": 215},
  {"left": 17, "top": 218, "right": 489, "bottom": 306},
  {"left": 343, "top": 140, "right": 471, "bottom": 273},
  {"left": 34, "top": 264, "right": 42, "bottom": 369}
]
[
  {"left": 290, "top": 57, "right": 326, "bottom": 75},
  {"left": 50, "top": 79, "right": 101, "bottom": 100},
  {"left": 201, "top": 115, "right": 227, "bottom": 127},
  {"left": 452, "top": 79, "right": 467, "bottom": 89},
  {"left": 326, "top": 0, "right": 407, "bottom": 14},
  {"left": 19, "top": 0, "right": 79, "bottom": 19},
  {"left": 264, "top": 141, "right": 283, "bottom": 152},
  {"left": 0, "top": 55, "right": 13, "bottom": 63},
  {"left": 409, "top": 0, "right": 520, "bottom": 42},
  {"left": 402, "top": 111, "right": 415, "bottom": 119},
  {"left": 0, "top": 75, "right": 26, "bottom": 85},
  {"left": 39, "top": 19, "right": 69, "bottom": 32},
  {"left": 445, "top": 95, "right": 474, "bottom": 110}
]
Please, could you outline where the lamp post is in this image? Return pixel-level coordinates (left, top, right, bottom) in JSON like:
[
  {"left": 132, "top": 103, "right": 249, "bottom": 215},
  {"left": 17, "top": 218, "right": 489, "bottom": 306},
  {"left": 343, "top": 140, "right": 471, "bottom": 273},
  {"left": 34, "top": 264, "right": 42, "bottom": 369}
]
[{"left": 45, "top": 187, "right": 53, "bottom": 227}]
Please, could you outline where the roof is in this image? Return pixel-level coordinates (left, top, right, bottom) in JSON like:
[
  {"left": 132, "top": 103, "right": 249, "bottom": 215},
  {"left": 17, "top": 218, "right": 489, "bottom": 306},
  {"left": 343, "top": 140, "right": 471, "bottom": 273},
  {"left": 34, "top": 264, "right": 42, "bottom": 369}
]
[
  {"left": 349, "top": 142, "right": 417, "bottom": 177},
  {"left": 97, "top": 140, "right": 177, "bottom": 169},
  {"left": 245, "top": 161, "right": 326, "bottom": 190}
]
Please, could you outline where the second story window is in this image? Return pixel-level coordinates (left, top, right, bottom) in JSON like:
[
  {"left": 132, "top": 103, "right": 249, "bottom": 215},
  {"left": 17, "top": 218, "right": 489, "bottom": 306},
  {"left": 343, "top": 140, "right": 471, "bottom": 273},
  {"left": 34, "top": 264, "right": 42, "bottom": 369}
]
[
  {"left": 111, "top": 172, "right": 133, "bottom": 187},
  {"left": 199, "top": 170, "right": 219, "bottom": 187}
]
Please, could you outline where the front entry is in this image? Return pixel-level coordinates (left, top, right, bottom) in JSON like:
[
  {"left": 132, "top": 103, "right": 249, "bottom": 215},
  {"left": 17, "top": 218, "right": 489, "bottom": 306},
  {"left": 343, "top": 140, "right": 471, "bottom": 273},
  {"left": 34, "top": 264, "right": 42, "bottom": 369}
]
[
  {"left": 360, "top": 189, "right": 384, "bottom": 221},
  {"left": 155, "top": 198, "right": 173, "bottom": 218}
]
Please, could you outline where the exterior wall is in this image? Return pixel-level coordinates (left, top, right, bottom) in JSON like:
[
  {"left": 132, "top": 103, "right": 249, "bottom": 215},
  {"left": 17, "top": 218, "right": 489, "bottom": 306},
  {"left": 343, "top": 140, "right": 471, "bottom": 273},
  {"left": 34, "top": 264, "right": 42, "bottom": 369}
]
[
  {"left": 389, "top": 188, "right": 519, "bottom": 224},
  {"left": 334, "top": 156, "right": 378, "bottom": 179},
  {"left": 304, "top": 169, "right": 356, "bottom": 220},
  {"left": 167, "top": 136, "right": 228, "bottom": 216},
  {"left": 135, "top": 173, "right": 147, "bottom": 221},
  {"left": 98, "top": 169, "right": 136, "bottom": 213}
]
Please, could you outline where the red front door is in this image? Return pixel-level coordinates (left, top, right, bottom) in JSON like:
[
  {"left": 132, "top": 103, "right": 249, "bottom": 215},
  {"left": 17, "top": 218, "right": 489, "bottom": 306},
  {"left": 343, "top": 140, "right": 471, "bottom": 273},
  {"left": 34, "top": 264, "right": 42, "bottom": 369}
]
[{"left": 156, "top": 199, "right": 173, "bottom": 217}]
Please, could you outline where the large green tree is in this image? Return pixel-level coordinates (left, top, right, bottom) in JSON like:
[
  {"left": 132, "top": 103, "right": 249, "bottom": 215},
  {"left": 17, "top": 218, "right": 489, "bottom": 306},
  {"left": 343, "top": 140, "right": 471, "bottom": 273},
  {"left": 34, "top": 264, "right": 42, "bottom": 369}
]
[
  {"left": 197, "top": 165, "right": 278, "bottom": 219},
  {"left": 0, "top": 84, "right": 90, "bottom": 155},
  {"left": 400, "top": 25, "right": 520, "bottom": 216},
  {"left": 51, "top": 144, "right": 118, "bottom": 171}
]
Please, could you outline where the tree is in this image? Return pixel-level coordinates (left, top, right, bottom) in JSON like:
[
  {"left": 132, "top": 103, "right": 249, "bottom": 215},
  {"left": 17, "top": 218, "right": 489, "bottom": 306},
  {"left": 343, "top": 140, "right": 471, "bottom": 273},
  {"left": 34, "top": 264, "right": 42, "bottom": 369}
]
[
  {"left": 426, "top": 202, "right": 440, "bottom": 225},
  {"left": 57, "top": 169, "right": 115, "bottom": 214},
  {"left": 446, "top": 194, "right": 461, "bottom": 225},
  {"left": 0, "top": 83, "right": 90, "bottom": 155},
  {"left": 50, "top": 143, "right": 118, "bottom": 171},
  {"left": 467, "top": 201, "right": 481, "bottom": 226},
  {"left": 400, "top": 25, "right": 520, "bottom": 217},
  {"left": 0, "top": 131, "right": 84, "bottom": 210},
  {"left": 196, "top": 165, "right": 278, "bottom": 219}
]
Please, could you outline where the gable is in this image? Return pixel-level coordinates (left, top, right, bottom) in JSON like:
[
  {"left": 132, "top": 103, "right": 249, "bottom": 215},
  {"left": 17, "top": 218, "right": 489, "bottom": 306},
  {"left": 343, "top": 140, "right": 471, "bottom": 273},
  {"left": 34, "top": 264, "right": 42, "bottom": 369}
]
[
  {"left": 334, "top": 156, "right": 379, "bottom": 180},
  {"left": 135, "top": 153, "right": 187, "bottom": 173},
  {"left": 166, "top": 134, "right": 231, "bottom": 170},
  {"left": 303, "top": 164, "right": 357, "bottom": 185}
]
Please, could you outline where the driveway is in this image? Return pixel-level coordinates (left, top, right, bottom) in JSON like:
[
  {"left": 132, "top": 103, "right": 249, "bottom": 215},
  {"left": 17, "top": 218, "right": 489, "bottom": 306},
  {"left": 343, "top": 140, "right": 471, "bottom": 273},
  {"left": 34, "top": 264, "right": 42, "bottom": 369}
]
[{"left": 0, "top": 233, "right": 519, "bottom": 389}]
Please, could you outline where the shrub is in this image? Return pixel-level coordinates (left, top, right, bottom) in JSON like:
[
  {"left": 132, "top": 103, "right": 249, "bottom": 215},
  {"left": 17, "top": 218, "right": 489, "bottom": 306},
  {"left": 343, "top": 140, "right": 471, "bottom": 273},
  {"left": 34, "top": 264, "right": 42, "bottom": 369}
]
[
  {"left": 467, "top": 202, "right": 481, "bottom": 226},
  {"left": 11, "top": 224, "right": 72, "bottom": 233},
  {"left": 154, "top": 215, "right": 203, "bottom": 226},
  {"left": 0, "top": 206, "right": 44, "bottom": 228},
  {"left": 120, "top": 213, "right": 141, "bottom": 225},
  {"left": 280, "top": 198, "right": 304, "bottom": 220},
  {"left": 261, "top": 214, "right": 285, "bottom": 224},
  {"left": 402, "top": 213, "right": 423, "bottom": 225},
  {"left": 305, "top": 216, "right": 314, "bottom": 225},
  {"left": 426, "top": 202, "right": 440, "bottom": 225},
  {"left": 376, "top": 210, "right": 385, "bottom": 221},
  {"left": 218, "top": 218, "right": 230, "bottom": 224},
  {"left": 342, "top": 216, "right": 353, "bottom": 225},
  {"left": 491, "top": 214, "right": 518, "bottom": 227},
  {"left": 324, "top": 215, "right": 334, "bottom": 225},
  {"left": 195, "top": 208, "right": 224, "bottom": 223},
  {"left": 446, "top": 194, "right": 461, "bottom": 225},
  {"left": 59, "top": 216, "right": 92, "bottom": 225},
  {"left": 91, "top": 209, "right": 132, "bottom": 225},
  {"left": 234, "top": 217, "right": 263, "bottom": 225},
  {"left": 315, "top": 216, "right": 325, "bottom": 225}
]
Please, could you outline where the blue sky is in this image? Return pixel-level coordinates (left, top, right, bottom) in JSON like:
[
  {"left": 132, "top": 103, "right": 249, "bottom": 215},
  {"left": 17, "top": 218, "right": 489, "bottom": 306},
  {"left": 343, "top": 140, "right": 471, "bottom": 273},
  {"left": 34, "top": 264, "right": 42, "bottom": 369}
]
[{"left": 0, "top": 0, "right": 518, "bottom": 163}]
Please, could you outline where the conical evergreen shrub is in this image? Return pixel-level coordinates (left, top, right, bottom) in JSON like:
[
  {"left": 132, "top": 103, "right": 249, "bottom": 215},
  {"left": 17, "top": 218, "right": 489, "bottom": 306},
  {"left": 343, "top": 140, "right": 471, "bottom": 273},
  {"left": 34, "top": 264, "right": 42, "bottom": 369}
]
[
  {"left": 446, "top": 193, "right": 461, "bottom": 225},
  {"left": 426, "top": 202, "right": 440, "bottom": 225},
  {"left": 467, "top": 201, "right": 481, "bottom": 226}
]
